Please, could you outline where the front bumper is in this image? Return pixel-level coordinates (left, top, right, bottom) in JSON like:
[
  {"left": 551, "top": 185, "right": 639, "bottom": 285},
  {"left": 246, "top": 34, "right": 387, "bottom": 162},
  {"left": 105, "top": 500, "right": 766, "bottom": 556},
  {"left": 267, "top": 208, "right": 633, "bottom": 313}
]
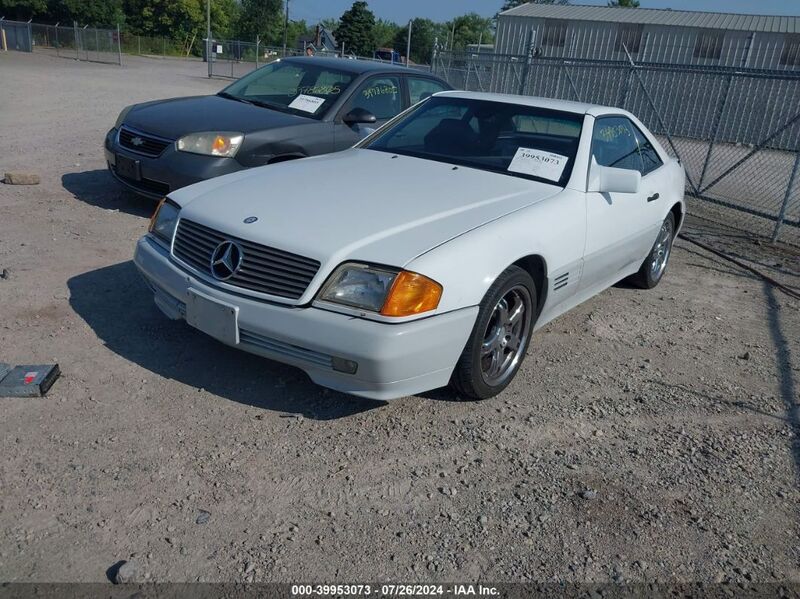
[
  {"left": 133, "top": 235, "right": 478, "bottom": 400},
  {"left": 105, "top": 128, "right": 246, "bottom": 199}
]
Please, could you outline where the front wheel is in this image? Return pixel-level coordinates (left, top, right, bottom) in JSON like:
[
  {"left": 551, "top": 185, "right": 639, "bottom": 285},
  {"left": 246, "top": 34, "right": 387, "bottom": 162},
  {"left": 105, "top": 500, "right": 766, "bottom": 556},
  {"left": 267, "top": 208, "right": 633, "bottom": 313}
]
[
  {"left": 629, "top": 212, "right": 675, "bottom": 289},
  {"left": 450, "top": 266, "right": 536, "bottom": 400}
]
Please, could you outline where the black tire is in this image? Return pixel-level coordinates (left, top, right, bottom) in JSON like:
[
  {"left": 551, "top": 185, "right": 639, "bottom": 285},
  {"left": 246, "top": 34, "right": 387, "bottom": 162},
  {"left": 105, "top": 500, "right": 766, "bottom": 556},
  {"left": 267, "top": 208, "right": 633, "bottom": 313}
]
[
  {"left": 629, "top": 212, "right": 676, "bottom": 289},
  {"left": 450, "top": 265, "right": 537, "bottom": 400}
]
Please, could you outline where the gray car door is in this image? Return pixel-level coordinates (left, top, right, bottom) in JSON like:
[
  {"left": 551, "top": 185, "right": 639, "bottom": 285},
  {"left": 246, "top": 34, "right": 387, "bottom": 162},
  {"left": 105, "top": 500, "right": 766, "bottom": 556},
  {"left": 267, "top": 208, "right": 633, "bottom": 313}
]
[{"left": 333, "top": 75, "right": 404, "bottom": 151}]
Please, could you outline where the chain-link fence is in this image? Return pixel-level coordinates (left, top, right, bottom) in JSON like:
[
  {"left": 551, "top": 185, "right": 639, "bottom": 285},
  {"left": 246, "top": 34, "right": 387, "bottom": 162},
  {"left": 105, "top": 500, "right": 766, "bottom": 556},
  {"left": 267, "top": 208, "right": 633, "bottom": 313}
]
[
  {"left": 4, "top": 20, "right": 203, "bottom": 64},
  {"left": 205, "top": 39, "right": 303, "bottom": 79},
  {"left": 204, "top": 40, "right": 433, "bottom": 79},
  {"left": 24, "top": 22, "right": 121, "bottom": 64},
  {"left": 433, "top": 49, "right": 800, "bottom": 246},
  {"left": 4, "top": 20, "right": 430, "bottom": 78}
]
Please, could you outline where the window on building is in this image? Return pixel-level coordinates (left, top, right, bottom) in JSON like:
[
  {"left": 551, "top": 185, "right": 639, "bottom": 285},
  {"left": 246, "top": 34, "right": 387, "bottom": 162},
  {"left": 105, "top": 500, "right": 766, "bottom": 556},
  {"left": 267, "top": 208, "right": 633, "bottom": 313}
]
[
  {"left": 615, "top": 24, "right": 643, "bottom": 54},
  {"left": 693, "top": 30, "right": 724, "bottom": 60},
  {"left": 780, "top": 34, "right": 800, "bottom": 67},
  {"left": 542, "top": 20, "right": 567, "bottom": 48}
]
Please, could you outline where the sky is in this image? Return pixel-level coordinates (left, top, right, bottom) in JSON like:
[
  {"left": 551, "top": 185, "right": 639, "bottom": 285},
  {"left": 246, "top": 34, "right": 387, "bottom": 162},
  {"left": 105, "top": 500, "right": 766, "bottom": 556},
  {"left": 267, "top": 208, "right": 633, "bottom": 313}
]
[{"left": 288, "top": 0, "right": 800, "bottom": 25}]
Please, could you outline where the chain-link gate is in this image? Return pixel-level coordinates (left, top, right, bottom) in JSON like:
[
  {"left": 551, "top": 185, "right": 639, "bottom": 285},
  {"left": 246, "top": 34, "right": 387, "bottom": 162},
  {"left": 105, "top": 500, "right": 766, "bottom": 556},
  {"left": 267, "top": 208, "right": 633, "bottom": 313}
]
[
  {"left": 433, "top": 49, "right": 800, "bottom": 246},
  {"left": 205, "top": 39, "right": 307, "bottom": 79}
]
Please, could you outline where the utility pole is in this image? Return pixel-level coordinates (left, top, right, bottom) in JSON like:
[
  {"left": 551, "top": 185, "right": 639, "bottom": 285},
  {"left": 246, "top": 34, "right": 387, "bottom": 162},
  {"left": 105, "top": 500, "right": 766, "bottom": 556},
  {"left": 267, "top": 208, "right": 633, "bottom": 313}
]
[
  {"left": 283, "top": 0, "right": 289, "bottom": 57},
  {"left": 206, "top": 0, "right": 211, "bottom": 78},
  {"left": 406, "top": 19, "right": 412, "bottom": 67}
]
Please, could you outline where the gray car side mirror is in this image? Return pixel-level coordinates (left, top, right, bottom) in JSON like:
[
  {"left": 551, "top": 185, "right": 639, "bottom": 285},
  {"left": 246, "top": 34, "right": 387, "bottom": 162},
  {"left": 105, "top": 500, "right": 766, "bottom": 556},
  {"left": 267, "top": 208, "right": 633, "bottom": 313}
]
[{"left": 343, "top": 107, "right": 377, "bottom": 125}]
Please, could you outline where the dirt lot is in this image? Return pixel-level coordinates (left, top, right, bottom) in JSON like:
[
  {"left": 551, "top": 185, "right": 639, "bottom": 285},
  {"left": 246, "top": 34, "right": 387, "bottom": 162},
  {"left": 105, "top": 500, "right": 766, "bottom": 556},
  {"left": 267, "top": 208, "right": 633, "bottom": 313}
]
[{"left": 1, "top": 51, "right": 799, "bottom": 584}]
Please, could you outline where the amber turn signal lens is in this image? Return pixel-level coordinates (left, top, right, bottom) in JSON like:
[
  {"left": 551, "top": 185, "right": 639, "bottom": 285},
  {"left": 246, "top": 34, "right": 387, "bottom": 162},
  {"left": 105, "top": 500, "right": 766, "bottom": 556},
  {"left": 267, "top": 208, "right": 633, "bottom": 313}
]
[
  {"left": 380, "top": 271, "right": 443, "bottom": 317},
  {"left": 212, "top": 135, "right": 230, "bottom": 154},
  {"left": 148, "top": 198, "right": 166, "bottom": 232}
]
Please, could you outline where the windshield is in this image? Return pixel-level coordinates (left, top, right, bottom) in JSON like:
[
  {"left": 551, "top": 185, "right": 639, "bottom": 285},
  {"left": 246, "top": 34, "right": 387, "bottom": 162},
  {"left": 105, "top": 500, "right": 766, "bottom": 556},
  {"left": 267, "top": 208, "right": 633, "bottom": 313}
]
[
  {"left": 220, "top": 60, "right": 356, "bottom": 120},
  {"left": 365, "top": 96, "right": 584, "bottom": 186}
]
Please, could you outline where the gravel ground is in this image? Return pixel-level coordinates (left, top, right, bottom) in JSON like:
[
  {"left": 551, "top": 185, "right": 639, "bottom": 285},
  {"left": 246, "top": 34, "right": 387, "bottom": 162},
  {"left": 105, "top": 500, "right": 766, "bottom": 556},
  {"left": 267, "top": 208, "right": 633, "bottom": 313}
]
[{"left": 1, "top": 51, "right": 799, "bottom": 584}]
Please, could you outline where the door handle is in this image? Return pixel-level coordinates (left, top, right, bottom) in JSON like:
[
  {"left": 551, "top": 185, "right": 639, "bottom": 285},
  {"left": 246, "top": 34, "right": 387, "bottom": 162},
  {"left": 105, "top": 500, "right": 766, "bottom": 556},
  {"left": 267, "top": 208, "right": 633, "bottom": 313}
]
[{"left": 647, "top": 193, "right": 660, "bottom": 202}]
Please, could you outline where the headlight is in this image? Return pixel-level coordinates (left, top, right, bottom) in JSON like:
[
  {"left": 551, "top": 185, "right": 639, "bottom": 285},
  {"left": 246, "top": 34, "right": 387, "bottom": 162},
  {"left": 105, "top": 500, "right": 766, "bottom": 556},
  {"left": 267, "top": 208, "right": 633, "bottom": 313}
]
[
  {"left": 176, "top": 132, "right": 244, "bottom": 157},
  {"left": 148, "top": 199, "right": 180, "bottom": 245},
  {"left": 114, "top": 105, "right": 134, "bottom": 129},
  {"left": 319, "top": 263, "right": 442, "bottom": 317}
]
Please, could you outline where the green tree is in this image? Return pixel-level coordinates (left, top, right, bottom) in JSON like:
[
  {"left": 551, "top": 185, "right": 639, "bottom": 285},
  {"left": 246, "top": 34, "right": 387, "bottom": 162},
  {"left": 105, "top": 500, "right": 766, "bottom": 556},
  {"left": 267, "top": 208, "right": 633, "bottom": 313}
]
[
  {"left": 393, "top": 18, "right": 446, "bottom": 64},
  {"left": 121, "top": 0, "right": 237, "bottom": 39},
  {"left": 334, "top": 1, "right": 375, "bottom": 56},
  {"left": 47, "top": 0, "right": 125, "bottom": 26},
  {"left": 235, "top": 0, "right": 282, "bottom": 43},
  {"left": 373, "top": 18, "right": 400, "bottom": 49},
  {"left": 286, "top": 19, "right": 313, "bottom": 49},
  {"left": 447, "top": 12, "right": 493, "bottom": 50},
  {"left": 608, "top": 0, "right": 640, "bottom": 6},
  {"left": 0, "top": 0, "right": 48, "bottom": 20},
  {"left": 320, "top": 17, "right": 338, "bottom": 33}
]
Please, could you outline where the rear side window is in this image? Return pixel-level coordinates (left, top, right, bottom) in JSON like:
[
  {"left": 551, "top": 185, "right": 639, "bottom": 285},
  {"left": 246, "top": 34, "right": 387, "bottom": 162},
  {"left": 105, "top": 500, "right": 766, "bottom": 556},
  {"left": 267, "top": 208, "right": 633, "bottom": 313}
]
[
  {"left": 592, "top": 117, "right": 642, "bottom": 172},
  {"left": 632, "top": 124, "right": 663, "bottom": 175},
  {"left": 349, "top": 76, "right": 403, "bottom": 120},
  {"left": 408, "top": 77, "right": 449, "bottom": 105}
]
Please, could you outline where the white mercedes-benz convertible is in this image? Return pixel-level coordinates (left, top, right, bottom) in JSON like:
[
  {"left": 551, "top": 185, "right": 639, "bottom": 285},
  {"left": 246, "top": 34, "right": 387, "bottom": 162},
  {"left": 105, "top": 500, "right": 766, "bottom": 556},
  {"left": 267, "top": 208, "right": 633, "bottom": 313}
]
[{"left": 134, "top": 91, "right": 685, "bottom": 400}]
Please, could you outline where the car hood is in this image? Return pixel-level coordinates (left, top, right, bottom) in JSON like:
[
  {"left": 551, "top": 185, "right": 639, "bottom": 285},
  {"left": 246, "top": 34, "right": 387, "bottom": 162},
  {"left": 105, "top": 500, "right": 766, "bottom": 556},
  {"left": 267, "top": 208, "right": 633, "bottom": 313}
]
[
  {"left": 123, "top": 95, "right": 309, "bottom": 138},
  {"left": 171, "top": 149, "right": 562, "bottom": 300}
]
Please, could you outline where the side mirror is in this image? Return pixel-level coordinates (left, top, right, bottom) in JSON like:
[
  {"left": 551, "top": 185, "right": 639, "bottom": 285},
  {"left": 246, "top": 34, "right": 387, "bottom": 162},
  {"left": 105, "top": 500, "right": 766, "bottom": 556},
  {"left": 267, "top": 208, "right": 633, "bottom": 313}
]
[
  {"left": 588, "top": 157, "right": 641, "bottom": 194},
  {"left": 343, "top": 107, "right": 377, "bottom": 125}
]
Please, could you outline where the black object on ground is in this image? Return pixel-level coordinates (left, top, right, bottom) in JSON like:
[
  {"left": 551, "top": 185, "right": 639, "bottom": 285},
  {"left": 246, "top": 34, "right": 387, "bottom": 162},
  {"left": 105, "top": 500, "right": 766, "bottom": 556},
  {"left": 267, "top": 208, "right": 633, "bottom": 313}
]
[{"left": 0, "top": 363, "right": 60, "bottom": 397}]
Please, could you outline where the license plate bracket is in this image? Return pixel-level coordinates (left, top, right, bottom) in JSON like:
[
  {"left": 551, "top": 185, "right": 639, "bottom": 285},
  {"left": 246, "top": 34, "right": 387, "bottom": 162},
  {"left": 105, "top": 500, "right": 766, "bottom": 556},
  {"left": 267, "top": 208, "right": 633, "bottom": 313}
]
[
  {"left": 186, "top": 289, "right": 239, "bottom": 346},
  {"left": 115, "top": 154, "right": 140, "bottom": 180}
]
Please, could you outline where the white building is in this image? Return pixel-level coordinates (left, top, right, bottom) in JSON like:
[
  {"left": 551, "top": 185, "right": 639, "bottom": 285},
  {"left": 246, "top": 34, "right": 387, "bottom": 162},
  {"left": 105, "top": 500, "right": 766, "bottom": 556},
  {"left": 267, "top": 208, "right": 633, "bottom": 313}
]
[{"left": 495, "top": 3, "right": 800, "bottom": 70}]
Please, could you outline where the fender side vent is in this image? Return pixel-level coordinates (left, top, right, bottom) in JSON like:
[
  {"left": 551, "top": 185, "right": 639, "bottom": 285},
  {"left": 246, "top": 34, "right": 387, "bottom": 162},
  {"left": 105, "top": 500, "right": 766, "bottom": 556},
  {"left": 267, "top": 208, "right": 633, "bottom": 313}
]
[{"left": 554, "top": 272, "right": 569, "bottom": 290}]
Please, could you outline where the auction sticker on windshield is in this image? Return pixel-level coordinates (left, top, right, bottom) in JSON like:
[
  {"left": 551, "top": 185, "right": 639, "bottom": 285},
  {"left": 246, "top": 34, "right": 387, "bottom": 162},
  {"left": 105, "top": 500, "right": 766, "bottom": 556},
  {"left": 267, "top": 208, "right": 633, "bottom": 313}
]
[
  {"left": 507, "top": 147, "right": 568, "bottom": 182},
  {"left": 289, "top": 94, "right": 326, "bottom": 114}
]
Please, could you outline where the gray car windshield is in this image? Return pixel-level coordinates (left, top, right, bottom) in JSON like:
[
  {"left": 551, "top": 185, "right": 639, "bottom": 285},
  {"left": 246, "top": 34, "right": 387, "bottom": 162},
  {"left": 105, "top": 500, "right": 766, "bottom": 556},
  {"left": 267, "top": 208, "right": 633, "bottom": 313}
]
[
  {"left": 366, "top": 97, "right": 584, "bottom": 186},
  {"left": 220, "top": 61, "right": 356, "bottom": 120}
]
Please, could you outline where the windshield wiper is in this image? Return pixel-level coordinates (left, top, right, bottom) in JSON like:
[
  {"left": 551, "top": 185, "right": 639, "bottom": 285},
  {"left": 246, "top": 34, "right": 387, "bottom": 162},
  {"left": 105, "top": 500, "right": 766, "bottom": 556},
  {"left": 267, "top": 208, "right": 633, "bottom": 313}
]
[
  {"left": 217, "top": 91, "right": 254, "bottom": 105},
  {"left": 248, "top": 99, "right": 283, "bottom": 110}
]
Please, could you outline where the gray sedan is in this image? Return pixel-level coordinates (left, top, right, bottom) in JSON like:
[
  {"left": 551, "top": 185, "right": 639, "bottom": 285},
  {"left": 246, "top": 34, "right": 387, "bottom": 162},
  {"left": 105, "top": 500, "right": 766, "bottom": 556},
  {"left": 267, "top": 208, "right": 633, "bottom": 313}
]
[{"left": 105, "top": 56, "right": 451, "bottom": 198}]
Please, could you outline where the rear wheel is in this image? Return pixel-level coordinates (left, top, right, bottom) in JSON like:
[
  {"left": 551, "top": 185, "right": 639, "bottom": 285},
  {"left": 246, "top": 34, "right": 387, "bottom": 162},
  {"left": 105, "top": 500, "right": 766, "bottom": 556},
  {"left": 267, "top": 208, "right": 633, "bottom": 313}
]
[
  {"left": 450, "top": 266, "right": 536, "bottom": 400},
  {"left": 629, "top": 212, "right": 675, "bottom": 289}
]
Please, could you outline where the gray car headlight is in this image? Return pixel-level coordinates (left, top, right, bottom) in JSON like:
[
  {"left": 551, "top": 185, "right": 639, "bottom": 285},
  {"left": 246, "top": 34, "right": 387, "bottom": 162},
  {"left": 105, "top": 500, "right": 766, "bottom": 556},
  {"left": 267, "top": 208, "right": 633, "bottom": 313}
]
[
  {"left": 114, "top": 104, "right": 134, "bottom": 129},
  {"left": 148, "top": 199, "right": 180, "bottom": 245},
  {"left": 176, "top": 132, "right": 244, "bottom": 158},
  {"left": 318, "top": 263, "right": 399, "bottom": 312}
]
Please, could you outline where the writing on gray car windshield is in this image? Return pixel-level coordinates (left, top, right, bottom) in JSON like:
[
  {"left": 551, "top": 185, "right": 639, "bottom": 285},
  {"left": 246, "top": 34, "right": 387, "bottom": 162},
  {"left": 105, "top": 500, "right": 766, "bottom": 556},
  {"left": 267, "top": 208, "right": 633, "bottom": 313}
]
[
  {"left": 220, "top": 61, "right": 356, "bottom": 119},
  {"left": 366, "top": 97, "right": 583, "bottom": 186}
]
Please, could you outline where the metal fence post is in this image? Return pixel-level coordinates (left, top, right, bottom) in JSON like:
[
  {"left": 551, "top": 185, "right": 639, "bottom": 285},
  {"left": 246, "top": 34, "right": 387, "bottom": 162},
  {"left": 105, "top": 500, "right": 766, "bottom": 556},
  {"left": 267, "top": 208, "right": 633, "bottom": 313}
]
[
  {"left": 255, "top": 34, "right": 259, "bottom": 68},
  {"left": 518, "top": 29, "right": 535, "bottom": 96},
  {"left": 74, "top": 21, "right": 78, "bottom": 60},
  {"left": 771, "top": 151, "right": 800, "bottom": 242},
  {"left": 137, "top": 35, "right": 140, "bottom": 55},
  {"left": 618, "top": 65, "right": 634, "bottom": 109},
  {"left": 54, "top": 23, "right": 59, "bottom": 56},
  {"left": 116, "top": 23, "right": 121, "bottom": 65}
]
